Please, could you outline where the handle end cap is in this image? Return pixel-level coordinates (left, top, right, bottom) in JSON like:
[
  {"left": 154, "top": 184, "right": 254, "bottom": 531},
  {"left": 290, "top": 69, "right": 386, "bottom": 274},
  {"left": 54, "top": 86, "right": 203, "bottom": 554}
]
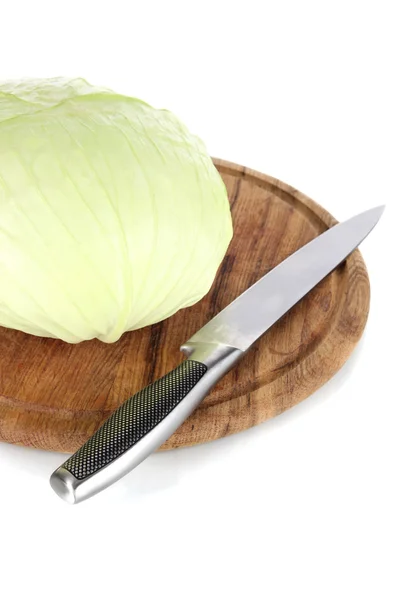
[{"left": 50, "top": 468, "right": 78, "bottom": 504}]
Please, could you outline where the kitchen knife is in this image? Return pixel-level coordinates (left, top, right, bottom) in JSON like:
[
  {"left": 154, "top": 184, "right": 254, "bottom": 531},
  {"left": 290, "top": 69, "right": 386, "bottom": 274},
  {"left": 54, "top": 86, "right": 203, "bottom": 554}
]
[{"left": 50, "top": 206, "right": 384, "bottom": 504}]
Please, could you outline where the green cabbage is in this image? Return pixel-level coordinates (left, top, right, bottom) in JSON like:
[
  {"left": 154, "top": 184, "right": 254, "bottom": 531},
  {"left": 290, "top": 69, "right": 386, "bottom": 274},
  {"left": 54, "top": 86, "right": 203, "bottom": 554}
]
[{"left": 0, "top": 78, "right": 232, "bottom": 343}]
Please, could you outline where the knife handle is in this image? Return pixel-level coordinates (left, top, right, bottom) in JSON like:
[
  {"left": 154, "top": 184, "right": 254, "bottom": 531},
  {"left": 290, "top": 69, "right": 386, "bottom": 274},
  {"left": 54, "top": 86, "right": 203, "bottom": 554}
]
[{"left": 50, "top": 343, "right": 242, "bottom": 504}]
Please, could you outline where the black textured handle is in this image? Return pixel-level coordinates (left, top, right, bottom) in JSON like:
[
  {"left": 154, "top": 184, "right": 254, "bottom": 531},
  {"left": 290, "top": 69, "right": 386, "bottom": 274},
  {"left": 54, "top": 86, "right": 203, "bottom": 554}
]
[{"left": 62, "top": 360, "right": 207, "bottom": 480}]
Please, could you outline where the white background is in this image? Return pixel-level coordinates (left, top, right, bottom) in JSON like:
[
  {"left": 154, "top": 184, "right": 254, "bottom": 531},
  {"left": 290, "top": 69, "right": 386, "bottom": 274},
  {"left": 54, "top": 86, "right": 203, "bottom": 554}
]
[{"left": 0, "top": 1, "right": 399, "bottom": 599}]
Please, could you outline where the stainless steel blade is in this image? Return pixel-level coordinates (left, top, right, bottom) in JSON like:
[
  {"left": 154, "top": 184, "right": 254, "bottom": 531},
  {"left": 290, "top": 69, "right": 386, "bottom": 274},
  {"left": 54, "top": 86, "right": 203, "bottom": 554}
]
[{"left": 184, "top": 206, "right": 384, "bottom": 352}]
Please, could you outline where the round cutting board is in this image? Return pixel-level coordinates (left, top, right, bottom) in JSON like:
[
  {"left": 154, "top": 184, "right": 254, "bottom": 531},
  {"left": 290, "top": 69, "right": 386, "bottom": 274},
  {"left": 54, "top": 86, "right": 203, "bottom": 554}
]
[{"left": 0, "top": 159, "right": 370, "bottom": 453}]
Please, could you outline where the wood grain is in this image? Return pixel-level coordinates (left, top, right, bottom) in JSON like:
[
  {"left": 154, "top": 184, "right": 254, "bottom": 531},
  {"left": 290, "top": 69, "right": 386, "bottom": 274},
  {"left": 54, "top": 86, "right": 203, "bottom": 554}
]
[{"left": 0, "top": 159, "right": 370, "bottom": 453}]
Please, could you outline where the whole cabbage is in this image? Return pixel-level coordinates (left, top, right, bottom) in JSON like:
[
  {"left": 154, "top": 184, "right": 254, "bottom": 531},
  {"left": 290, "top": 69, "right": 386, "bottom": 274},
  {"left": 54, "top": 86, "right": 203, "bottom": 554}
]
[{"left": 0, "top": 78, "right": 232, "bottom": 343}]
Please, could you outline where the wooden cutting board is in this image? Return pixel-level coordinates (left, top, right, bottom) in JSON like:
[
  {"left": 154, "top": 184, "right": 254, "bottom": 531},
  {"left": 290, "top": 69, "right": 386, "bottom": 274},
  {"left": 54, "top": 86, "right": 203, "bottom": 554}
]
[{"left": 0, "top": 159, "right": 370, "bottom": 453}]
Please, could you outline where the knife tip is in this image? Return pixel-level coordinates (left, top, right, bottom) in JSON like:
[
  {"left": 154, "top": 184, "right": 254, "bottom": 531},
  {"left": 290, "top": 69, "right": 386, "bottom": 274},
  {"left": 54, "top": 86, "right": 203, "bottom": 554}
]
[
  {"left": 374, "top": 204, "right": 386, "bottom": 216},
  {"left": 358, "top": 204, "right": 385, "bottom": 230}
]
